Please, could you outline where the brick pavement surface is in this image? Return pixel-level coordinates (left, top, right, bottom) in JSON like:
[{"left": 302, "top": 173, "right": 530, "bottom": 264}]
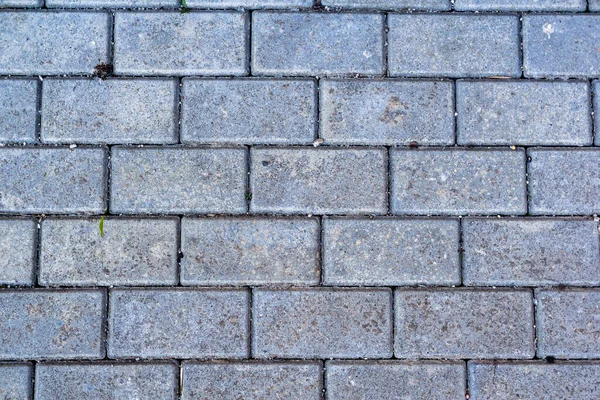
[{"left": 0, "top": 1, "right": 599, "bottom": 398}]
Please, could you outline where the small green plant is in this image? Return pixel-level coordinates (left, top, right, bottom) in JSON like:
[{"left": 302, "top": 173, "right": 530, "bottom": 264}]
[
  {"left": 245, "top": 192, "right": 253, "bottom": 201},
  {"left": 99, "top": 215, "right": 105, "bottom": 238},
  {"left": 180, "top": 0, "right": 190, "bottom": 13}
]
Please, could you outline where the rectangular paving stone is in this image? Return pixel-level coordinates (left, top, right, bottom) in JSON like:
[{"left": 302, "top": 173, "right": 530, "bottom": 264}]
[
  {"left": 320, "top": 79, "right": 454, "bottom": 145},
  {"left": 326, "top": 361, "right": 466, "bottom": 400},
  {"left": 47, "top": 0, "right": 178, "bottom": 6},
  {"left": 110, "top": 147, "right": 246, "bottom": 214},
  {"left": 182, "top": 362, "right": 322, "bottom": 400},
  {"left": 592, "top": 0, "right": 600, "bottom": 11},
  {"left": 250, "top": 148, "right": 387, "bottom": 214},
  {"left": 0, "top": 364, "right": 32, "bottom": 400},
  {"left": 0, "top": 79, "right": 37, "bottom": 143},
  {"left": 181, "top": 79, "right": 316, "bottom": 145},
  {"left": 536, "top": 289, "right": 600, "bottom": 358},
  {"left": 187, "top": 0, "right": 313, "bottom": 7},
  {"left": 0, "top": 148, "right": 106, "bottom": 214},
  {"left": 252, "top": 12, "right": 384, "bottom": 76},
  {"left": 114, "top": 12, "right": 247, "bottom": 76},
  {"left": 455, "top": 0, "right": 586, "bottom": 10},
  {"left": 469, "top": 361, "right": 600, "bottom": 400},
  {"left": 181, "top": 217, "right": 319, "bottom": 285},
  {"left": 595, "top": 81, "right": 600, "bottom": 145},
  {"left": 390, "top": 149, "right": 527, "bottom": 215},
  {"left": 457, "top": 80, "right": 592, "bottom": 146},
  {"left": 40, "top": 218, "right": 178, "bottom": 286},
  {"left": 35, "top": 363, "right": 178, "bottom": 400},
  {"left": 463, "top": 219, "right": 600, "bottom": 286},
  {"left": 388, "top": 14, "right": 520, "bottom": 78},
  {"left": 108, "top": 289, "right": 249, "bottom": 358},
  {"left": 41, "top": 79, "right": 178, "bottom": 145},
  {"left": 528, "top": 149, "right": 600, "bottom": 215},
  {"left": 0, "top": 219, "right": 36, "bottom": 286},
  {"left": 253, "top": 288, "right": 392, "bottom": 359},
  {"left": 524, "top": 15, "right": 600, "bottom": 78},
  {"left": 0, "top": 0, "right": 42, "bottom": 6},
  {"left": 323, "top": 218, "right": 460, "bottom": 286},
  {"left": 321, "top": 0, "right": 450, "bottom": 9},
  {"left": 0, "top": 290, "right": 105, "bottom": 359},
  {"left": 0, "top": 12, "right": 110, "bottom": 75},
  {"left": 395, "top": 289, "right": 535, "bottom": 359}
]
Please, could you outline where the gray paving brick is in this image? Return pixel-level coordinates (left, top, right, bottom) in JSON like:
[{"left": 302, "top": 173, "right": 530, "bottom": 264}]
[
  {"left": 463, "top": 219, "right": 600, "bottom": 287},
  {"left": 524, "top": 15, "right": 600, "bottom": 78},
  {"left": 457, "top": 80, "right": 592, "bottom": 146},
  {"left": 41, "top": 79, "right": 178, "bottom": 145},
  {"left": 35, "top": 363, "right": 178, "bottom": 400},
  {"left": 0, "top": 290, "right": 105, "bottom": 360},
  {"left": 388, "top": 14, "right": 520, "bottom": 78},
  {"left": 594, "top": 81, "right": 600, "bottom": 145},
  {"left": 469, "top": 361, "right": 600, "bottom": 400},
  {"left": 321, "top": 0, "right": 450, "bottom": 9},
  {"left": 0, "top": 0, "right": 42, "bottom": 6},
  {"left": 110, "top": 147, "right": 246, "bottom": 214},
  {"left": 0, "top": 12, "right": 109, "bottom": 75},
  {"left": 528, "top": 149, "right": 600, "bottom": 215},
  {"left": 592, "top": 0, "right": 600, "bottom": 11},
  {"left": 181, "top": 217, "right": 319, "bottom": 286},
  {"left": 326, "top": 361, "right": 466, "bottom": 400},
  {"left": 250, "top": 148, "right": 387, "bottom": 215},
  {"left": 40, "top": 218, "right": 178, "bottom": 287},
  {"left": 108, "top": 289, "right": 249, "bottom": 359},
  {"left": 536, "top": 289, "right": 600, "bottom": 358},
  {"left": 47, "top": 0, "right": 178, "bottom": 7},
  {"left": 395, "top": 289, "right": 535, "bottom": 359},
  {"left": 0, "top": 79, "right": 37, "bottom": 144},
  {"left": 181, "top": 79, "right": 316, "bottom": 145},
  {"left": 0, "top": 148, "right": 106, "bottom": 214},
  {"left": 0, "top": 219, "right": 36, "bottom": 286},
  {"left": 253, "top": 289, "right": 392, "bottom": 359},
  {"left": 320, "top": 80, "right": 454, "bottom": 146},
  {"left": 187, "top": 0, "right": 313, "bottom": 8},
  {"left": 252, "top": 12, "right": 384, "bottom": 77},
  {"left": 182, "top": 362, "right": 321, "bottom": 400},
  {"left": 114, "top": 12, "right": 247, "bottom": 76},
  {"left": 0, "top": 364, "right": 31, "bottom": 400},
  {"left": 455, "top": 0, "right": 586, "bottom": 10},
  {"left": 323, "top": 218, "right": 460, "bottom": 286},
  {"left": 390, "top": 149, "right": 527, "bottom": 215}
]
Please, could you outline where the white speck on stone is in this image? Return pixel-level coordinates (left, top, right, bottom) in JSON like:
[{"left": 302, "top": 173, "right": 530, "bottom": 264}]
[
  {"left": 543, "top": 23, "right": 554, "bottom": 39},
  {"left": 313, "top": 138, "right": 324, "bottom": 147},
  {"left": 69, "top": 144, "right": 77, "bottom": 149},
  {"left": 362, "top": 50, "right": 372, "bottom": 59}
]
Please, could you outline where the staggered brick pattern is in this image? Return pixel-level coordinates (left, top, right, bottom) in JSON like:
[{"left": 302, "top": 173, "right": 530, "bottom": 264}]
[{"left": 0, "top": 0, "right": 600, "bottom": 398}]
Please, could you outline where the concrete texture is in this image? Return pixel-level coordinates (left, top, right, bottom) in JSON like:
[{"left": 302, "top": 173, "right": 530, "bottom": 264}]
[
  {"left": 0, "top": 364, "right": 31, "bottom": 400},
  {"left": 0, "top": 79, "right": 38, "bottom": 143},
  {"left": 321, "top": 0, "right": 450, "bottom": 8},
  {"left": 0, "top": 219, "right": 36, "bottom": 286},
  {"left": 455, "top": 0, "right": 586, "bottom": 10}
]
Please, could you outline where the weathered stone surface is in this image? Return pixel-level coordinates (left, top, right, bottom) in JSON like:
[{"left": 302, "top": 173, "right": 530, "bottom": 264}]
[
  {"left": 0, "top": 364, "right": 31, "bottom": 400},
  {"left": 0, "top": 0, "right": 42, "bottom": 6},
  {"left": 187, "top": 0, "right": 313, "bottom": 10},
  {"left": 594, "top": 80, "right": 600, "bottom": 145},
  {"left": 0, "top": 79, "right": 37, "bottom": 143},
  {"left": 455, "top": 0, "right": 586, "bottom": 10},
  {"left": 321, "top": 0, "right": 450, "bottom": 9},
  {"left": 47, "top": 0, "right": 178, "bottom": 6},
  {"left": 0, "top": 219, "right": 36, "bottom": 286}
]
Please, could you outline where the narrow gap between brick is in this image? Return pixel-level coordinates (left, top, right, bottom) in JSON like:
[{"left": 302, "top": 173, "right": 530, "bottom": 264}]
[
  {"left": 109, "top": 11, "right": 116, "bottom": 67},
  {"left": 247, "top": 11, "right": 253, "bottom": 77},
  {"left": 321, "top": 359, "right": 327, "bottom": 400},
  {"left": 458, "top": 217, "right": 464, "bottom": 287},
  {"left": 318, "top": 216, "right": 324, "bottom": 285},
  {"left": 104, "top": 146, "right": 112, "bottom": 215},
  {"left": 35, "top": 78, "right": 43, "bottom": 144},
  {"left": 590, "top": 79, "right": 596, "bottom": 146},
  {"left": 31, "top": 361, "right": 37, "bottom": 400},
  {"left": 383, "top": 13, "right": 389, "bottom": 77},
  {"left": 452, "top": 79, "right": 458, "bottom": 145},
  {"left": 464, "top": 358, "right": 470, "bottom": 400},
  {"left": 525, "top": 147, "right": 531, "bottom": 216},
  {"left": 518, "top": 13, "right": 524, "bottom": 79},
  {"left": 532, "top": 289, "right": 539, "bottom": 359},
  {"left": 177, "top": 360, "right": 184, "bottom": 399},
  {"left": 314, "top": 78, "right": 321, "bottom": 141},
  {"left": 386, "top": 147, "right": 392, "bottom": 215},
  {"left": 103, "top": 288, "right": 111, "bottom": 360},
  {"left": 248, "top": 287, "right": 254, "bottom": 359},
  {"left": 176, "top": 216, "right": 183, "bottom": 286},
  {"left": 33, "top": 217, "right": 43, "bottom": 288},
  {"left": 390, "top": 286, "right": 396, "bottom": 359},
  {"left": 176, "top": 78, "right": 183, "bottom": 145},
  {"left": 245, "top": 146, "right": 252, "bottom": 213}
]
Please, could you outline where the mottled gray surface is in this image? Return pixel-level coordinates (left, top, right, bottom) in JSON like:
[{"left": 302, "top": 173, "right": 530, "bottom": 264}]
[
  {"left": 455, "top": 0, "right": 586, "bottom": 10},
  {"left": 252, "top": 12, "right": 384, "bottom": 76},
  {"left": 591, "top": 0, "right": 600, "bottom": 11},
  {"left": 321, "top": 0, "right": 450, "bottom": 9},
  {"left": 323, "top": 218, "right": 460, "bottom": 286},
  {"left": 457, "top": 80, "right": 592, "bottom": 146},
  {"left": 114, "top": 12, "right": 247, "bottom": 76},
  {"left": 182, "top": 362, "right": 322, "bottom": 400},
  {"left": 181, "top": 218, "right": 319, "bottom": 285},
  {"left": 250, "top": 148, "right": 387, "bottom": 214},
  {"left": 42, "top": 79, "right": 178, "bottom": 144},
  {"left": 253, "top": 289, "right": 392, "bottom": 359},
  {"left": 0, "top": 364, "right": 31, "bottom": 400},
  {"left": 187, "top": 0, "right": 313, "bottom": 7},
  {"left": 320, "top": 79, "right": 454, "bottom": 145},
  {"left": 0, "top": 219, "right": 36, "bottom": 286},
  {"left": 108, "top": 289, "right": 249, "bottom": 358},
  {"left": 47, "top": 0, "right": 178, "bottom": 6},
  {"left": 594, "top": 81, "right": 600, "bottom": 145},
  {"left": 181, "top": 79, "right": 316, "bottom": 144},
  {"left": 395, "top": 289, "right": 535, "bottom": 359},
  {"left": 0, "top": 79, "right": 37, "bottom": 143},
  {"left": 0, "top": 0, "right": 41, "bottom": 6}
]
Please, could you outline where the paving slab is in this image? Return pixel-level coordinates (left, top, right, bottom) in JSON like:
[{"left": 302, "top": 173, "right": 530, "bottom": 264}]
[
  {"left": 0, "top": 219, "right": 36, "bottom": 286},
  {"left": 0, "top": 364, "right": 32, "bottom": 400},
  {"left": 0, "top": 79, "right": 37, "bottom": 143}
]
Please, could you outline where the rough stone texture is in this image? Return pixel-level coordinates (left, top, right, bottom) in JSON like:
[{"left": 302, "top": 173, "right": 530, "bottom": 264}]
[
  {"left": 455, "top": 0, "right": 586, "bottom": 10},
  {"left": 0, "top": 0, "right": 41, "bottom": 6},
  {"left": 181, "top": 79, "right": 316, "bottom": 145},
  {"left": 323, "top": 218, "right": 460, "bottom": 286},
  {"left": 0, "top": 79, "right": 37, "bottom": 143},
  {"left": 395, "top": 289, "right": 535, "bottom": 359},
  {"left": 110, "top": 147, "right": 246, "bottom": 214},
  {"left": 252, "top": 12, "right": 384, "bottom": 76},
  {"left": 40, "top": 218, "right": 178, "bottom": 286},
  {"left": 321, "top": 0, "right": 450, "bottom": 9},
  {"left": 591, "top": 0, "right": 600, "bottom": 11},
  {"left": 0, "top": 148, "right": 106, "bottom": 214},
  {"left": 187, "top": 0, "right": 313, "bottom": 8},
  {"left": 524, "top": 15, "right": 600, "bottom": 78},
  {"left": 469, "top": 361, "right": 600, "bottom": 400},
  {"left": 41, "top": 79, "right": 178, "bottom": 145},
  {"left": 0, "top": 290, "right": 105, "bottom": 360},
  {"left": 528, "top": 149, "right": 600, "bottom": 215},
  {"left": 47, "top": 0, "right": 178, "bottom": 6},
  {"left": 181, "top": 218, "right": 319, "bottom": 285},
  {"left": 320, "top": 79, "right": 454, "bottom": 145},
  {"left": 114, "top": 12, "right": 247, "bottom": 76},
  {"left": 250, "top": 148, "right": 387, "bottom": 214},
  {"left": 253, "top": 289, "right": 392, "bottom": 359},
  {"left": 388, "top": 14, "right": 520, "bottom": 78},
  {"left": 0, "top": 364, "right": 31, "bottom": 400},
  {"left": 0, "top": 219, "right": 36, "bottom": 286},
  {"left": 536, "top": 289, "right": 600, "bottom": 358},
  {"left": 390, "top": 149, "right": 527, "bottom": 215},
  {"left": 457, "top": 80, "right": 592, "bottom": 146},
  {"left": 108, "top": 289, "right": 249, "bottom": 359},
  {"left": 182, "top": 362, "right": 322, "bottom": 400},
  {"left": 595, "top": 81, "right": 600, "bottom": 145},
  {"left": 35, "top": 363, "right": 178, "bottom": 400},
  {"left": 0, "top": 12, "right": 109, "bottom": 75},
  {"left": 326, "top": 361, "right": 466, "bottom": 400},
  {"left": 463, "top": 219, "right": 600, "bottom": 286}
]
